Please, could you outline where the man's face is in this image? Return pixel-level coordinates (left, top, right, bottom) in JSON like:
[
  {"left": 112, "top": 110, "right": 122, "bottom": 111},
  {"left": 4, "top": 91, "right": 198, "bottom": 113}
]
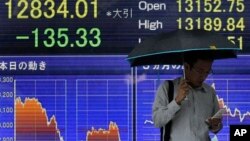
[{"left": 185, "top": 59, "right": 213, "bottom": 88}]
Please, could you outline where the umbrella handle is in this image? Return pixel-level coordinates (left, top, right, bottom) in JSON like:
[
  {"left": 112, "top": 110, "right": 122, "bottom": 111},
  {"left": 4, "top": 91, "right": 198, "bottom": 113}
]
[
  {"left": 183, "top": 68, "right": 186, "bottom": 80},
  {"left": 183, "top": 67, "right": 189, "bottom": 100}
]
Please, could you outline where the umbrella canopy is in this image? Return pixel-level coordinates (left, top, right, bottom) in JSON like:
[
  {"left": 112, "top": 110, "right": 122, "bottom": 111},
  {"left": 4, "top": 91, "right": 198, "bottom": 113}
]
[{"left": 127, "top": 29, "right": 240, "bottom": 66}]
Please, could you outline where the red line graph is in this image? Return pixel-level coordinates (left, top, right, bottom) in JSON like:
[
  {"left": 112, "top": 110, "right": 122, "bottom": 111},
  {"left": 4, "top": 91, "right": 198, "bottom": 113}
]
[
  {"left": 86, "top": 121, "right": 121, "bottom": 141},
  {"left": 15, "top": 97, "right": 64, "bottom": 141}
]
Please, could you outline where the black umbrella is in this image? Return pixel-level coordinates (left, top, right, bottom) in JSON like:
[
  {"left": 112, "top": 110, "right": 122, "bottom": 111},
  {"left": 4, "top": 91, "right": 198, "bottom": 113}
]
[{"left": 127, "top": 29, "right": 240, "bottom": 66}]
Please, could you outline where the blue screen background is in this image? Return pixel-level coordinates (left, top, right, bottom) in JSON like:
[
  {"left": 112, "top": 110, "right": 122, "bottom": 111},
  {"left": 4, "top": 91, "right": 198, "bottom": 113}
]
[{"left": 0, "top": 55, "right": 250, "bottom": 141}]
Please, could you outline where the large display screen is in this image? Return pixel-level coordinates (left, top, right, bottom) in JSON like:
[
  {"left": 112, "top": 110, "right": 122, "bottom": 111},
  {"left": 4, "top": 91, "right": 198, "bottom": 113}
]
[
  {"left": 0, "top": 55, "right": 250, "bottom": 141},
  {"left": 0, "top": 0, "right": 249, "bottom": 54},
  {"left": 0, "top": 0, "right": 250, "bottom": 141}
]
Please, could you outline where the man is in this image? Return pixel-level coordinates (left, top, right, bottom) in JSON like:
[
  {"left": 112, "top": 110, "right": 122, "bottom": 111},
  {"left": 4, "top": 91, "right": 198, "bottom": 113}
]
[{"left": 152, "top": 52, "right": 223, "bottom": 141}]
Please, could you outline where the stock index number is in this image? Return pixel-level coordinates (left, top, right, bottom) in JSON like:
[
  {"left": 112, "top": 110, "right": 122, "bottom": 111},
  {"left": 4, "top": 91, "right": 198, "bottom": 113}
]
[
  {"left": 177, "top": 17, "right": 245, "bottom": 32},
  {"left": 5, "top": 0, "right": 98, "bottom": 19},
  {"left": 177, "top": 0, "right": 245, "bottom": 13},
  {"left": 32, "top": 27, "right": 101, "bottom": 48}
]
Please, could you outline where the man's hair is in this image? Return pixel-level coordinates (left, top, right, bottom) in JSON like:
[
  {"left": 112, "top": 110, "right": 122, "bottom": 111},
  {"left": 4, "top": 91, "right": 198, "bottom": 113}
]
[{"left": 184, "top": 51, "right": 214, "bottom": 67}]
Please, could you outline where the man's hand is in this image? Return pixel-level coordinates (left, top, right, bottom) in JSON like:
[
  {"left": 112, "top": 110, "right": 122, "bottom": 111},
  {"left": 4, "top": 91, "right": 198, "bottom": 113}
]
[
  {"left": 175, "top": 80, "right": 189, "bottom": 105},
  {"left": 206, "top": 117, "right": 222, "bottom": 133}
]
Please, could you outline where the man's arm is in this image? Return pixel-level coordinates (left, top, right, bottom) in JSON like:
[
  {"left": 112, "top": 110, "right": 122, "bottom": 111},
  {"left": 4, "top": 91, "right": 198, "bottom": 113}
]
[{"left": 152, "top": 81, "right": 180, "bottom": 128}]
